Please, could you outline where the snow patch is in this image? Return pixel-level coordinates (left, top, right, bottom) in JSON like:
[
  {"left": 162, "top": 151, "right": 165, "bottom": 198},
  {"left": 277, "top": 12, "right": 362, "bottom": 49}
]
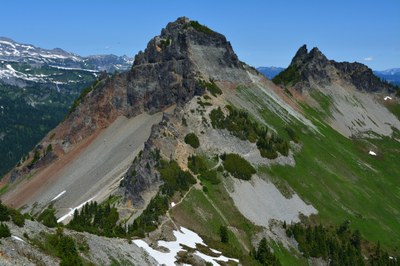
[
  {"left": 51, "top": 190, "right": 66, "bottom": 201},
  {"left": 384, "top": 96, "right": 392, "bottom": 101},
  {"left": 12, "top": 235, "right": 25, "bottom": 242},
  {"left": 6, "top": 64, "right": 15, "bottom": 72},
  {"left": 133, "top": 227, "right": 238, "bottom": 265},
  {"left": 0, "top": 40, "right": 16, "bottom": 48},
  {"left": 49, "top": 65, "right": 99, "bottom": 73},
  {"left": 57, "top": 195, "right": 97, "bottom": 223}
]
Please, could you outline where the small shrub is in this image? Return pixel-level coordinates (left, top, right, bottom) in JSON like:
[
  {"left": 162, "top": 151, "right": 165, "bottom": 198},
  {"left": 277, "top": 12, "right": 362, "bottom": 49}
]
[
  {"left": 182, "top": 116, "right": 187, "bottom": 127},
  {"left": 0, "top": 201, "right": 10, "bottom": 222},
  {"left": 199, "top": 80, "right": 222, "bottom": 97},
  {"left": 222, "top": 153, "right": 256, "bottom": 180},
  {"left": 200, "top": 169, "right": 220, "bottom": 185},
  {"left": 28, "top": 149, "right": 41, "bottom": 167},
  {"left": 187, "top": 155, "right": 208, "bottom": 174},
  {"left": 38, "top": 206, "right": 58, "bottom": 228},
  {"left": 184, "top": 133, "right": 200, "bottom": 149},
  {"left": 67, "top": 79, "right": 101, "bottom": 116},
  {"left": 46, "top": 144, "right": 53, "bottom": 154},
  {"left": 189, "top": 21, "right": 214, "bottom": 35},
  {"left": 219, "top": 225, "right": 229, "bottom": 243},
  {"left": 216, "top": 165, "right": 224, "bottom": 172},
  {"left": 253, "top": 238, "right": 281, "bottom": 265},
  {"left": 202, "top": 186, "right": 209, "bottom": 193},
  {"left": 209, "top": 107, "right": 225, "bottom": 128},
  {"left": 160, "top": 38, "right": 172, "bottom": 48},
  {"left": 0, "top": 223, "right": 11, "bottom": 238},
  {"left": 10, "top": 209, "right": 25, "bottom": 227},
  {"left": 272, "top": 64, "right": 301, "bottom": 87},
  {"left": 285, "top": 126, "right": 299, "bottom": 143}
]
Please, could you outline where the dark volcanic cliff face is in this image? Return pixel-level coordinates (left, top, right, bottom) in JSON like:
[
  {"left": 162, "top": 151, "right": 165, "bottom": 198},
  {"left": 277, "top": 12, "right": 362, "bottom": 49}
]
[
  {"left": 275, "top": 44, "right": 394, "bottom": 93},
  {"left": 126, "top": 17, "right": 241, "bottom": 114}
]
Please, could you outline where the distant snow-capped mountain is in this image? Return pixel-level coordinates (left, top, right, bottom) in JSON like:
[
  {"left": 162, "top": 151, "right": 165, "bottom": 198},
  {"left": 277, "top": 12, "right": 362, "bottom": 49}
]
[
  {"left": 0, "top": 37, "right": 133, "bottom": 73},
  {"left": 374, "top": 68, "right": 400, "bottom": 86}
]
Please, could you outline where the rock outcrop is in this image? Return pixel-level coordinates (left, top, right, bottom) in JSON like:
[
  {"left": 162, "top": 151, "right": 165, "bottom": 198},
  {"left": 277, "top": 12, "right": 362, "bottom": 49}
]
[{"left": 275, "top": 44, "right": 395, "bottom": 93}]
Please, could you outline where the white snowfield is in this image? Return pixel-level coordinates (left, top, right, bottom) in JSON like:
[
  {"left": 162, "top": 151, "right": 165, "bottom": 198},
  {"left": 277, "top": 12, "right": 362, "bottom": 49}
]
[
  {"left": 229, "top": 175, "right": 317, "bottom": 225},
  {"left": 0, "top": 39, "right": 81, "bottom": 62},
  {"left": 133, "top": 227, "right": 239, "bottom": 266}
]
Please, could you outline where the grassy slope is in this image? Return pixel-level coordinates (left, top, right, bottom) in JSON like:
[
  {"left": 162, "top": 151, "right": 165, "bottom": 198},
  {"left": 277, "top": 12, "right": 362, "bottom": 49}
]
[
  {"left": 237, "top": 86, "right": 400, "bottom": 253},
  {"left": 171, "top": 182, "right": 260, "bottom": 265}
]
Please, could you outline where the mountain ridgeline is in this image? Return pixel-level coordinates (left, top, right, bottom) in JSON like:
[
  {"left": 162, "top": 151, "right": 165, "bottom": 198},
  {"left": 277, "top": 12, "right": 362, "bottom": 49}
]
[
  {"left": 0, "top": 18, "right": 400, "bottom": 266},
  {"left": 273, "top": 44, "right": 396, "bottom": 93}
]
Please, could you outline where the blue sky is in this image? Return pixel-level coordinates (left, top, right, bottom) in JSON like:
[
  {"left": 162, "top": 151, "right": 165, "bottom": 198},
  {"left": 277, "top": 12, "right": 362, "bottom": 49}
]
[{"left": 1, "top": 0, "right": 399, "bottom": 70}]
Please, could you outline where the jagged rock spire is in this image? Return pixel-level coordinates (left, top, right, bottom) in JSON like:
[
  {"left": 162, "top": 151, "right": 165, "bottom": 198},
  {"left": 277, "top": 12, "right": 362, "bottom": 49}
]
[{"left": 276, "top": 44, "right": 394, "bottom": 92}]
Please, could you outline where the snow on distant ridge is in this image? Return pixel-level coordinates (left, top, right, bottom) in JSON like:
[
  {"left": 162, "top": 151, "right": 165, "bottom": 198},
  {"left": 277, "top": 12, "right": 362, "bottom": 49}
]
[
  {"left": 0, "top": 37, "right": 133, "bottom": 73},
  {"left": 49, "top": 65, "right": 99, "bottom": 73}
]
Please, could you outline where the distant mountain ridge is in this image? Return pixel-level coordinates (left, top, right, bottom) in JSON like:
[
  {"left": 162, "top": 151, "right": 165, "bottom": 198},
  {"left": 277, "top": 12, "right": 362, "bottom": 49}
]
[
  {"left": 0, "top": 37, "right": 133, "bottom": 73},
  {"left": 374, "top": 68, "right": 400, "bottom": 86},
  {"left": 256, "top": 66, "right": 284, "bottom": 79}
]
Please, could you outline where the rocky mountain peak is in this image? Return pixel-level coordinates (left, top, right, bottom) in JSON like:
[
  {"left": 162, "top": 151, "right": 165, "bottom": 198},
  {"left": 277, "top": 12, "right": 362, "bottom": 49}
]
[
  {"left": 133, "top": 17, "right": 240, "bottom": 68},
  {"left": 36, "top": 17, "right": 245, "bottom": 149},
  {"left": 291, "top": 44, "right": 308, "bottom": 65},
  {"left": 291, "top": 45, "right": 329, "bottom": 68},
  {"left": 276, "top": 44, "right": 394, "bottom": 92}
]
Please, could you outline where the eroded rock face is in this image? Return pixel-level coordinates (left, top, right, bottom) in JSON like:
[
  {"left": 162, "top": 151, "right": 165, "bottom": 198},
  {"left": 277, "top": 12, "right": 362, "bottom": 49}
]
[{"left": 332, "top": 61, "right": 391, "bottom": 92}]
